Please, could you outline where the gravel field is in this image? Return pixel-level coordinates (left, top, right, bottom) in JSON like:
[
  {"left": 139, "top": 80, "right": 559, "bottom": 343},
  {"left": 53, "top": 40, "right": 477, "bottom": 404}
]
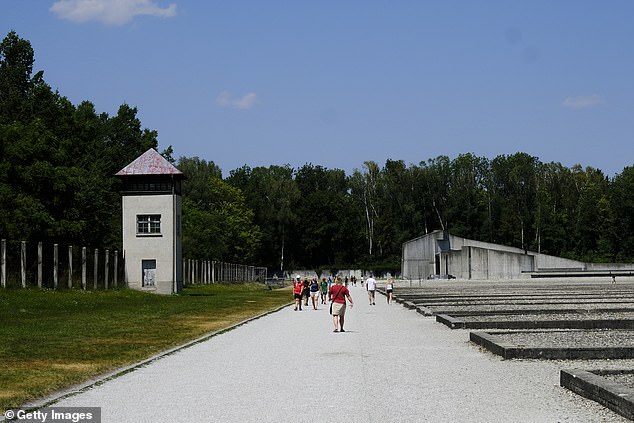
[
  {"left": 490, "top": 329, "right": 634, "bottom": 347},
  {"left": 458, "top": 311, "right": 634, "bottom": 322},
  {"left": 424, "top": 303, "right": 634, "bottom": 314},
  {"left": 419, "top": 298, "right": 634, "bottom": 306}
]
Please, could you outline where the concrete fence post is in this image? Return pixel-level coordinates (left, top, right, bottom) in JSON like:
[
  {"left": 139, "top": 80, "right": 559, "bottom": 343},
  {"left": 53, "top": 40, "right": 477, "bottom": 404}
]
[
  {"left": 53, "top": 244, "right": 58, "bottom": 289},
  {"left": 1, "top": 239, "right": 5, "bottom": 288},
  {"left": 82, "top": 247, "right": 87, "bottom": 290},
  {"left": 114, "top": 250, "right": 118, "bottom": 288},
  {"left": 21, "top": 241, "right": 26, "bottom": 288},
  {"left": 68, "top": 245, "right": 73, "bottom": 289},
  {"left": 38, "top": 242, "right": 43, "bottom": 288},
  {"left": 93, "top": 249, "right": 98, "bottom": 290},
  {"left": 105, "top": 249, "right": 109, "bottom": 290}
]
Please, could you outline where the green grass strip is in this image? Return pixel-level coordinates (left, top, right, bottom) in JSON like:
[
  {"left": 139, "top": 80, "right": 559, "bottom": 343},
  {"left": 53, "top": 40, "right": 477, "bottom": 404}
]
[{"left": 0, "top": 284, "right": 291, "bottom": 413}]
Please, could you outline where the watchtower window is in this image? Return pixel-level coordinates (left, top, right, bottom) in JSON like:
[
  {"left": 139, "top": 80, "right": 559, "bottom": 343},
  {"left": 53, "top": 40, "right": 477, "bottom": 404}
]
[{"left": 137, "top": 214, "right": 161, "bottom": 235}]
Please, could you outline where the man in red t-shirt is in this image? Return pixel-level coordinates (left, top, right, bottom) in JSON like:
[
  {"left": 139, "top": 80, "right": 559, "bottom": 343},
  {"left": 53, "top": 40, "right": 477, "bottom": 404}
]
[
  {"left": 328, "top": 276, "right": 353, "bottom": 332},
  {"left": 293, "top": 276, "right": 304, "bottom": 311}
]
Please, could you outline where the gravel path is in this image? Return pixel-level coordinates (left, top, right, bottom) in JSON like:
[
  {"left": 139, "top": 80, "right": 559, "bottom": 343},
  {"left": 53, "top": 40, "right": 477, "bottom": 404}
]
[{"left": 46, "top": 284, "right": 628, "bottom": 422}]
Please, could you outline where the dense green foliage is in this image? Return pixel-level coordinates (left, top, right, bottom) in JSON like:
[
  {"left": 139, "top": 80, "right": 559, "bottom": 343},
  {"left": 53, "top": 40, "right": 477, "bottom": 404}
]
[
  {"left": 0, "top": 31, "right": 157, "bottom": 250},
  {"left": 2, "top": 31, "right": 634, "bottom": 275}
]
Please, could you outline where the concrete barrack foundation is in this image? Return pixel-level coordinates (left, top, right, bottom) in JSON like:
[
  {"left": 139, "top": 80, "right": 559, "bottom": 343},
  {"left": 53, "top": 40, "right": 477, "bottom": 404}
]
[{"left": 561, "top": 369, "right": 634, "bottom": 421}]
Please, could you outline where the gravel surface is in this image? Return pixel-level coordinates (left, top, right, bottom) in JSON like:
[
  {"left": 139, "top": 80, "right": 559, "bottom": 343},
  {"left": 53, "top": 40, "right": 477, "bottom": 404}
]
[
  {"left": 600, "top": 372, "right": 634, "bottom": 390},
  {"left": 41, "top": 283, "right": 631, "bottom": 422},
  {"left": 492, "top": 329, "right": 634, "bottom": 348},
  {"left": 424, "top": 303, "right": 634, "bottom": 313},
  {"left": 458, "top": 312, "right": 634, "bottom": 322}
]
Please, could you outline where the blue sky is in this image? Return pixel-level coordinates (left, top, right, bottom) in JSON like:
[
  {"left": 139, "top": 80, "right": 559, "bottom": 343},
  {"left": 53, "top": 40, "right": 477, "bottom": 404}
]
[{"left": 3, "top": 1, "right": 634, "bottom": 177}]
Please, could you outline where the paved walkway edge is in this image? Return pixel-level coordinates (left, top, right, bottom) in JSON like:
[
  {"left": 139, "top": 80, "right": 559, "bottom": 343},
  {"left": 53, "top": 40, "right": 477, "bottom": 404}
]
[{"left": 3, "top": 302, "right": 292, "bottom": 419}]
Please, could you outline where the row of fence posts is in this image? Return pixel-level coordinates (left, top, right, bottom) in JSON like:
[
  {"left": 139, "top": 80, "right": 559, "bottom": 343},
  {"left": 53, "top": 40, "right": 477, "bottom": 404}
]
[
  {"left": 0, "top": 239, "right": 119, "bottom": 289},
  {"left": 1, "top": 240, "right": 268, "bottom": 289},
  {"left": 184, "top": 259, "right": 267, "bottom": 285}
]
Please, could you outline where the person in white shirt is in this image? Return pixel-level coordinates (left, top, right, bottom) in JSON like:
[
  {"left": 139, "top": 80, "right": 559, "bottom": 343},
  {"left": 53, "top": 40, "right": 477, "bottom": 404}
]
[{"left": 365, "top": 275, "right": 376, "bottom": 305}]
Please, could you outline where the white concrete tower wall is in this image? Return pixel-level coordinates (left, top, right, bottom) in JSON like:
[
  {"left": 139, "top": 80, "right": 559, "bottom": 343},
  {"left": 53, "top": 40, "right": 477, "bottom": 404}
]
[{"left": 122, "top": 194, "right": 177, "bottom": 294}]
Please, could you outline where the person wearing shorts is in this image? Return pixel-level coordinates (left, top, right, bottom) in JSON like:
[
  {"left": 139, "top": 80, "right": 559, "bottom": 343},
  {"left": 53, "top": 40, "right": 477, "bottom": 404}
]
[
  {"left": 386, "top": 278, "right": 394, "bottom": 304},
  {"left": 293, "top": 276, "right": 303, "bottom": 311},
  {"left": 329, "top": 277, "right": 353, "bottom": 332},
  {"left": 309, "top": 278, "right": 320, "bottom": 310},
  {"left": 366, "top": 275, "right": 376, "bottom": 305}
]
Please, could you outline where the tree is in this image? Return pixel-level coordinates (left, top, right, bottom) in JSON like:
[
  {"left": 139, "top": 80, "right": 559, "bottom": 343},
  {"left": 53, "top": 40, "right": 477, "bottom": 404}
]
[
  {"left": 349, "top": 161, "right": 381, "bottom": 257},
  {"left": 181, "top": 170, "right": 261, "bottom": 262},
  {"left": 0, "top": 31, "right": 36, "bottom": 123},
  {"left": 447, "top": 153, "right": 488, "bottom": 239},
  {"left": 226, "top": 165, "right": 299, "bottom": 270},
  {"left": 610, "top": 166, "right": 634, "bottom": 261}
]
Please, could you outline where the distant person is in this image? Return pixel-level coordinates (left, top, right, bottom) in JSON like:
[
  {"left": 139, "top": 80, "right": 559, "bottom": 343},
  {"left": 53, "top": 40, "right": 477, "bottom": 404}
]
[
  {"left": 303, "top": 278, "right": 310, "bottom": 306},
  {"left": 366, "top": 275, "right": 376, "bottom": 305},
  {"left": 329, "top": 277, "right": 353, "bottom": 332},
  {"left": 293, "top": 276, "right": 303, "bottom": 311},
  {"left": 310, "top": 278, "right": 320, "bottom": 310},
  {"left": 320, "top": 278, "right": 328, "bottom": 304},
  {"left": 385, "top": 278, "right": 394, "bottom": 304}
]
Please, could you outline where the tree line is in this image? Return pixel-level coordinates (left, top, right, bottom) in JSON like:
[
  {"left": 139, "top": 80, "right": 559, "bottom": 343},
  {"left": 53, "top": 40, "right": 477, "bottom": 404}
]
[{"left": 2, "top": 31, "right": 634, "bottom": 277}]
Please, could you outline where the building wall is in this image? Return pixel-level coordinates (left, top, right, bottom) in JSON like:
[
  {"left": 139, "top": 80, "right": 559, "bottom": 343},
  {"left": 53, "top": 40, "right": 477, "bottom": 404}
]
[
  {"left": 122, "top": 194, "right": 180, "bottom": 294},
  {"left": 401, "top": 231, "right": 445, "bottom": 279},
  {"left": 401, "top": 231, "right": 602, "bottom": 280}
]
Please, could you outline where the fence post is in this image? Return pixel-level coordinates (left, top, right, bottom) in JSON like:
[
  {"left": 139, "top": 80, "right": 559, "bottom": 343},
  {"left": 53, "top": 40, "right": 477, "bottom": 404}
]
[
  {"left": 21, "top": 241, "right": 26, "bottom": 288},
  {"left": 114, "top": 250, "right": 118, "bottom": 288},
  {"left": 82, "top": 247, "right": 87, "bottom": 290},
  {"left": 93, "top": 248, "right": 98, "bottom": 290},
  {"left": 104, "top": 249, "right": 109, "bottom": 290},
  {"left": 53, "top": 244, "right": 58, "bottom": 289},
  {"left": 1, "top": 239, "right": 5, "bottom": 288},
  {"left": 68, "top": 245, "right": 73, "bottom": 289},
  {"left": 38, "top": 242, "right": 43, "bottom": 288}
]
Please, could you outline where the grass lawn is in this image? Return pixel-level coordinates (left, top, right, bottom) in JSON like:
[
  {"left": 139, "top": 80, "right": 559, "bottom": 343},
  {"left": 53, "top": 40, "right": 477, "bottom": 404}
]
[{"left": 0, "top": 283, "right": 291, "bottom": 413}]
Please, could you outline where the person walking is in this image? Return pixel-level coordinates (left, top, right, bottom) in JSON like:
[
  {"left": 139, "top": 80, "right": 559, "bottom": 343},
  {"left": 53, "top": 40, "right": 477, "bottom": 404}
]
[
  {"left": 320, "top": 278, "right": 328, "bottom": 305},
  {"left": 302, "top": 278, "right": 310, "bottom": 306},
  {"left": 329, "top": 277, "right": 353, "bottom": 332},
  {"left": 366, "top": 275, "right": 376, "bottom": 305},
  {"left": 310, "top": 278, "right": 320, "bottom": 310},
  {"left": 386, "top": 278, "right": 394, "bottom": 304},
  {"left": 293, "top": 276, "right": 303, "bottom": 311}
]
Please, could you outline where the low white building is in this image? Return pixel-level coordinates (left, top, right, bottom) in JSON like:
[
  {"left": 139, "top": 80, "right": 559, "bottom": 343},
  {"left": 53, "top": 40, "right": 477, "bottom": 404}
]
[
  {"left": 402, "top": 230, "right": 634, "bottom": 280},
  {"left": 116, "top": 149, "right": 184, "bottom": 294}
]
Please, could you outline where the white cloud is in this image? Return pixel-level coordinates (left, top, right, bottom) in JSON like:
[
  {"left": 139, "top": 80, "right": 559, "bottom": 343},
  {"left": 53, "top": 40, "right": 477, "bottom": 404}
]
[
  {"left": 216, "top": 91, "right": 258, "bottom": 110},
  {"left": 562, "top": 95, "right": 605, "bottom": 109},
  {"left": 50, "top": 0, "right": 177, "bottom": 25}
]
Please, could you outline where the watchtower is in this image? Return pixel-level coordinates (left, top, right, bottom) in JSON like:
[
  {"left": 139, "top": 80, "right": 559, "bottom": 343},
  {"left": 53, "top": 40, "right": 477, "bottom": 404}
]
[{"left": 115, "top": 148, "right": 184, "bottom": 294}]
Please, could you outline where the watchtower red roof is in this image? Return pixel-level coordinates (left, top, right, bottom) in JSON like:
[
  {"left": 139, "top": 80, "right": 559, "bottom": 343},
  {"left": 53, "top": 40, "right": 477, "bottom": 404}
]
[{"left": 115, "top": 148, "right": 183, "bottom": 176}]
